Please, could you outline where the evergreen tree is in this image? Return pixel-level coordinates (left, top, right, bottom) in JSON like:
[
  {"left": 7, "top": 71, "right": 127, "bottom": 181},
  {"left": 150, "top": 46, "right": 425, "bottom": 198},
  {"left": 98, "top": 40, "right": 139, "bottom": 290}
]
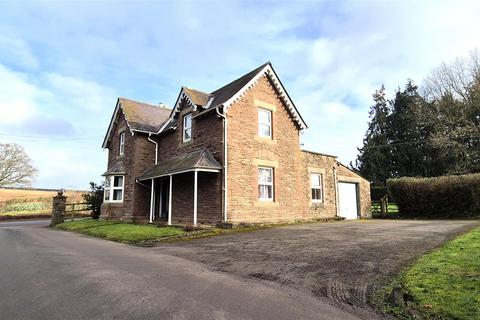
[{"left": 353, "top": 85, "right": 392, "bottom": 183}]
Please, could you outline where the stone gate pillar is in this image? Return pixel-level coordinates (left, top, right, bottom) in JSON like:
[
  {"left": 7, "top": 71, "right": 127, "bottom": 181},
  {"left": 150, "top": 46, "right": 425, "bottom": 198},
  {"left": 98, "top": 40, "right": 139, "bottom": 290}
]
[{"left": 51, "top": 189, "right": 67, "bottom": 226}]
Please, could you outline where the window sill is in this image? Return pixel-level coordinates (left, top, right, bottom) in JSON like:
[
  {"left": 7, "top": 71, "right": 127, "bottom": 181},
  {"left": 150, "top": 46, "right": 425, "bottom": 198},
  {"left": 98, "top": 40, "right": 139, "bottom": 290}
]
[{"left": 254, "top": 136, "right": 276, "bottom": 145}]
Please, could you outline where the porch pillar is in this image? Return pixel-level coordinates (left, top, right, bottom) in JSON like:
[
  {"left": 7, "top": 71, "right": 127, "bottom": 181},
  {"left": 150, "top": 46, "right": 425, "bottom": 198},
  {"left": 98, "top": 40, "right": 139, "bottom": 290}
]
[
  {"left": 149, "top": 179, "right": 155, "bottom": 223},
  {"left": 193, "top": 170, "right": 198, "bottom": 226},
  {"left": 168, "top": 175, "right": 172, "bottom": 225}
]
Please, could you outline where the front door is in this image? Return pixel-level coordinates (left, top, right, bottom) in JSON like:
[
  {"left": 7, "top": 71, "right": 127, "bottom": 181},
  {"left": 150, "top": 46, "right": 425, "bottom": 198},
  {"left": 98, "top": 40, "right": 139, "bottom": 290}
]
[{"left": 160, "top": 179, "right": 169, "bottom": 220}]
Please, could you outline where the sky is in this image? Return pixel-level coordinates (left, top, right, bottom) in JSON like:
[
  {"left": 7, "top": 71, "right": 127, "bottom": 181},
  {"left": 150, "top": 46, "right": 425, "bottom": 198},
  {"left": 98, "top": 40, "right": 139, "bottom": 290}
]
[{"left": 0, "top": 0, "right": 479, "bottom": 189}]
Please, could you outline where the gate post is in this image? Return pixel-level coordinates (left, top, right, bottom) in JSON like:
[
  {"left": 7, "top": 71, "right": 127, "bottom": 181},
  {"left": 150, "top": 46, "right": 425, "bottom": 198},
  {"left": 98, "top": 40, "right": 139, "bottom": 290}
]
[{"left": 51, "top": 189, "right": 67, "bottom": 226}]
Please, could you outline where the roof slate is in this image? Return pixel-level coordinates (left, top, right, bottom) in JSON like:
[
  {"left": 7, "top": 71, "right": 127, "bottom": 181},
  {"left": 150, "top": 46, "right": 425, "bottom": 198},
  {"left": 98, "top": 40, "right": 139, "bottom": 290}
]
[
  {"left": 102, "top": 161, "right": 126, "bottom": 176},
  {"left": 137, "top": 149, "right": 221, "bottom": 181},
  {"left": 119, "top": 98, "right": 171, "bottom": 133},
  {"left": 183, "top": 87, "right": 213, "bottom": 107}
]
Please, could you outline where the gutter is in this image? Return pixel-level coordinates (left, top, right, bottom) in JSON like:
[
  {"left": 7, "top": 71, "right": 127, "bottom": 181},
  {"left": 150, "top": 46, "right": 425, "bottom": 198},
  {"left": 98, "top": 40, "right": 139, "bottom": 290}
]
[
  {"left": 147, "top": 133, "right": 158, "bottom": 165},
  {"left": 333, "top": 165, "right": 339, "bottom": 217},
  {"left": 216, "top": 105, "right": 228, "bottom": 223}
]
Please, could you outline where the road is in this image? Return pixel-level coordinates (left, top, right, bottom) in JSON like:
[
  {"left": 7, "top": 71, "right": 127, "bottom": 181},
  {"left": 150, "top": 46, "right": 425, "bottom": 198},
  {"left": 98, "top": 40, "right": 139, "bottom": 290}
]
[{"left": 0, "top": 220, "right": 358, "bottom": 320}]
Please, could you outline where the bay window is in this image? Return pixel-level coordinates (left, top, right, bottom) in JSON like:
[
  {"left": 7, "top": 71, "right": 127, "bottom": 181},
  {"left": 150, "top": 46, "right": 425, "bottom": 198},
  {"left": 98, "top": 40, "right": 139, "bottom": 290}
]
[{"left": 104, "top": 175, "right": 124, "bottom": 202}]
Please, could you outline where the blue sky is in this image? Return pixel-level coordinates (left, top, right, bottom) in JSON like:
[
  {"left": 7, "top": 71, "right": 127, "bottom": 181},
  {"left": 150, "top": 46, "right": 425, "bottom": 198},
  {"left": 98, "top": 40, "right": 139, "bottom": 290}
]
[{"left": 0, "top": 0, "right": 479, "bottom": 189}]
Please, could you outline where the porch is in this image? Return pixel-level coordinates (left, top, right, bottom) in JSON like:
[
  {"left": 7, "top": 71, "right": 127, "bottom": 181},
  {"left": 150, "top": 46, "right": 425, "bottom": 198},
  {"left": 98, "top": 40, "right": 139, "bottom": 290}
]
[{"left": 137, "top": 149, "right": 223, "bottom": 226}]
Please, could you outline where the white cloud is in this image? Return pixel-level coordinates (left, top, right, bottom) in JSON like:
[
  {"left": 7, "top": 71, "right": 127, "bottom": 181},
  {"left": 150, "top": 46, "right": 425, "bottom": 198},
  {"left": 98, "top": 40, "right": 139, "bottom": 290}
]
[{"left": 0, "top": 64, "right": 40, "bottom": 124}]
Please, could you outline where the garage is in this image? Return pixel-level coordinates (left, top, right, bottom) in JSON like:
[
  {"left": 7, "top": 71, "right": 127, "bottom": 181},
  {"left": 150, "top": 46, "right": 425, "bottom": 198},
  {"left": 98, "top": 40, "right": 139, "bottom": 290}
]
[{"left": 338, "top": 182, "right": 359, "bottom": 219}]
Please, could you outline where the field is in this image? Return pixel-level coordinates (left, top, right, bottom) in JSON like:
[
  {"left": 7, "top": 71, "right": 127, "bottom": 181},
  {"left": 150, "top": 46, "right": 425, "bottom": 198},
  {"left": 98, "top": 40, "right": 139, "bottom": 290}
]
[{"left": 0, "top": 188, "right": 87, "bottom": 219}]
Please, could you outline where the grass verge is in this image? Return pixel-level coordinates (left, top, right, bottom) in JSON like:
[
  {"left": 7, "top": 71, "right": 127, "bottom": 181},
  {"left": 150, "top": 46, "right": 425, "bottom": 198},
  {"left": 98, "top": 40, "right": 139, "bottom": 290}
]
[
  {"left": 55, "top": 219, "right": 186, "bottom": 244},
  {"left": 376, "top": 226, "right": 480, "bottom": 319}
]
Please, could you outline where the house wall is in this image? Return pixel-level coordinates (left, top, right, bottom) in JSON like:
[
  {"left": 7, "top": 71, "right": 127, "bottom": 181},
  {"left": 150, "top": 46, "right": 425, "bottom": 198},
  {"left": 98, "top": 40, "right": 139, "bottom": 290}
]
[
  {"left": 100, "top": 110, "right": 156, "bottom": 222},
  {"left": 226, "top": 75, "right": 308, "bottom": 223},
  {"left": 300, "top": 151, "right": 371, "bottom": 219},
  {"left": 226, "top": 75, "right": 371, "bottom": 223},
  {"left": 155, "top": 100, "right": 224, "bottom": 224}
]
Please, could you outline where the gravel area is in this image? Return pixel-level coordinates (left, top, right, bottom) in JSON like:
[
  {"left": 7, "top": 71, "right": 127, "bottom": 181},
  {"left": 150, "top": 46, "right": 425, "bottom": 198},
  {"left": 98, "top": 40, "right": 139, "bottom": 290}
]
[{"left": 154, "top": 219, "right": 480, "bottom": 319}]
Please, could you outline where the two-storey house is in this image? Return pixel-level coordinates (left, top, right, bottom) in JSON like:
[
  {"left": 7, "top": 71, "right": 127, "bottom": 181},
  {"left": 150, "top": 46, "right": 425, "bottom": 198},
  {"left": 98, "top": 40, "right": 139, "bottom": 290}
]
[{"left": 101, "top": 62, "right": 371, "bottom": 225}]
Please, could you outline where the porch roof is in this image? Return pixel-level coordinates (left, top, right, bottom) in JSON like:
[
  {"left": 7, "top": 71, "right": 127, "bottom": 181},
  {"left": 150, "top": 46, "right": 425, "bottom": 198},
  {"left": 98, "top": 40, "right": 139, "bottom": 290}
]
[
  {"left": 137, "top": 149, "right": 221, "bottom": 181},
  {"left": 102, "top": 161, "right": 125, "bottom": 176}
]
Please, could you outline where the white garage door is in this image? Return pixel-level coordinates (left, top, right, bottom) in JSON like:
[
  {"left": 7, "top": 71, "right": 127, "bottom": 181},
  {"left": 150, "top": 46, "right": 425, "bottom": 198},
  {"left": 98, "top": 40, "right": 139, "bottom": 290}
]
[{"left": 338, "top": 182, "right": 358, "bottom": 219}]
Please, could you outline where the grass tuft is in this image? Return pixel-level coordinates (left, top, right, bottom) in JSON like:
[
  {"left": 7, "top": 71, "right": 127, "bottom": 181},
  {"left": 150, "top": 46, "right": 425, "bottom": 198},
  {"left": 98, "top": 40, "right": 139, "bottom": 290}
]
[{"left": 376, "top": 226, "right": 480, "bottom": 319}]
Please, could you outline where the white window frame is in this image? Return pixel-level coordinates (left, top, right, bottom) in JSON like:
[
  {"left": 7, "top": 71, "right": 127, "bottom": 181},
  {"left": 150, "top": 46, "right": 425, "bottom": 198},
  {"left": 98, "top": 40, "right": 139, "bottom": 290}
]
[
  {"left": 258, "top": 167, "right": 274, "bottom": 201},
  {"left": 258, "top": 108, "right": 272, "bottom": 138},
  {"left": 119, "top": 131, "right": 125, "bottom": 156},
  {"left": 311, "top": 173, "right": 323, "bottom": 203},
  {"left": 183, "top": 113, "right": 192, "bottom": 143},
  {"left": 104, "top": 175, "right": 124, "bottom": 203}
]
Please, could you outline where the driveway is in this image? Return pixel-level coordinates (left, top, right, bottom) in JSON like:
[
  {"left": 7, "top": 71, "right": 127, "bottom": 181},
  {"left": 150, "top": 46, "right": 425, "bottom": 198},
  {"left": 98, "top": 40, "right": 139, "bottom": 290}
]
[
  {"left": 0, "top": 220, "right": 357, "bottom": 320},
  {"left": 154, "top": 219, "right": 479, "bottom": 319}
]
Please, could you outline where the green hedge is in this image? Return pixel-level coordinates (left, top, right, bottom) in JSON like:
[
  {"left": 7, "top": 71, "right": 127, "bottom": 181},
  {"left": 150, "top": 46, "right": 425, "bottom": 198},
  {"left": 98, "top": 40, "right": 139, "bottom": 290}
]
[
  {"left": 387, "top": 174, "right": 480, "bottom": 218},
  {"left": 370, "top": 185, "right": 390, "bottom": 201}
]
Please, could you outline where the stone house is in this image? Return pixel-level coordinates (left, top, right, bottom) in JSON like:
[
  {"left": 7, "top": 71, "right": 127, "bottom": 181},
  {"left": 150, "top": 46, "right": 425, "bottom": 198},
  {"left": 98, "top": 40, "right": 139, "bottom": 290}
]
[{"left": 100, "top": 62, "right": 371, "bottom": 225}]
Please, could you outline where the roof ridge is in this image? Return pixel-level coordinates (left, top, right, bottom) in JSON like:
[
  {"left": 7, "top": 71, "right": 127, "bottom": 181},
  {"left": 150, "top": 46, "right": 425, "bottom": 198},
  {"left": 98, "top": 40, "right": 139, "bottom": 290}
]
[
  {"left": 119, "top": 97, "right": 172, "bottom": 110},
  {"left": 210, "top": 61, "right": 270, "bottom": 96}
]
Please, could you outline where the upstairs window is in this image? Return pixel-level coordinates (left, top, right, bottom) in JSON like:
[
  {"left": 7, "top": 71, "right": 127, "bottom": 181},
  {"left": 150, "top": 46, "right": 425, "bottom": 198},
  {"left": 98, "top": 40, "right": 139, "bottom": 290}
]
[
  {"left": 258, "top": 108, "right": 272, "bottom": 138},
  {"left": 104, "top": 175, "right": 124, "bottom": 202},
  {"left": 258, "top": 167, "right": 274, "bottom": 201},
  {"left": 183, "top": 113, "right": 192, "bottom": 142},
  {"left": 311, "top": 173, "right": 323, "bottom": 202},
  {"left": 119, "top": 131, "right": 125, "bottom": 156}
]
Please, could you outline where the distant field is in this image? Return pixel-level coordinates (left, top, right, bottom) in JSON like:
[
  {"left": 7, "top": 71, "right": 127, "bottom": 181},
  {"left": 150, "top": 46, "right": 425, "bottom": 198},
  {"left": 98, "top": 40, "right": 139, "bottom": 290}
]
[{"left": 0, "top": 188, "right": 87, "bottom": 218}]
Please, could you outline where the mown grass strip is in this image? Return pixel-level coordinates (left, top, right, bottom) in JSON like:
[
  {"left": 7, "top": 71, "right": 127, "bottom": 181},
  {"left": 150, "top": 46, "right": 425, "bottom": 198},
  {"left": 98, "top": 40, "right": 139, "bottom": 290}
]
[
  {"left": 55, "top": 219, "right": 185, "bottom": 244},
  {"left": 377, "top": 226, "right": 480, "bottom": 319}
]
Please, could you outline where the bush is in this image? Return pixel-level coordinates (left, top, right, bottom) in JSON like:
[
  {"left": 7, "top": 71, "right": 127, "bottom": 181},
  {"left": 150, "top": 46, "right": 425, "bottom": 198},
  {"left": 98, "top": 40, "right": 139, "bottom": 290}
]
[
  {"left": 370, "top": 185, "right": 390, "bottom": 201},
  {"left": 82, "top": 182, "right": 104, "bottom": 219},
  {"left": 387, "top": 174, "right": 480, "bottom": 218}
]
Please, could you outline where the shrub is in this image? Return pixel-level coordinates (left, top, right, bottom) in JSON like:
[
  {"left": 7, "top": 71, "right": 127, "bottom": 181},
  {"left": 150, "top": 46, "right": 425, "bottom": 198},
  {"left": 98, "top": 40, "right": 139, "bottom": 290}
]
[
  {"left": 82, "top": 182, "right": 104, "bottom": 219},
  {"left": 370, "top": 185, "right": 390, "bottom": 201},
  {"left": 387, "top": 174, "right": 480, "bottom": 218}
]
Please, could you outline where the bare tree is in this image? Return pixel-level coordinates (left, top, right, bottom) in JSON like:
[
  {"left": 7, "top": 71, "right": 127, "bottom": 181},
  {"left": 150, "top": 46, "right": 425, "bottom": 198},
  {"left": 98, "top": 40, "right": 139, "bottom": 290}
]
[
  {"left": 422, "top": 50, "right": 480, "bottom": 102},
  {"left": 0, "top": 143, "right": 38, "bottom": 187}
]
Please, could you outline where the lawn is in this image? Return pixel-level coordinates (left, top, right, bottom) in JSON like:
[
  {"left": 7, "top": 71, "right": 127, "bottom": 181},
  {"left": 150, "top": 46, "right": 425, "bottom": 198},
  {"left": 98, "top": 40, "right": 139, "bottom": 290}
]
[
  {"left": 380, "top": 226, "right": 480, "bottom": 319},
  {"left": 55, "top": 219, "right": 186, "bottom": 243}
]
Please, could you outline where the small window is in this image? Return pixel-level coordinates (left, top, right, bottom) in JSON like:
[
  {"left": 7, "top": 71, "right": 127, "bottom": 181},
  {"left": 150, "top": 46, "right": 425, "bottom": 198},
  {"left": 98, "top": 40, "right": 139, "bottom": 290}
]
[
  {"left": 183, "top": 113, "right": 192, "bottom": 142},
  {"left": 258, "top": 167, "right": 273, "bottom": 201},
  {"left": 258, "top": 108, "right": 272, "bottom": 138},
  {"left": 104, "top": 175, "right": 124, "bottom": 202},
  {"left": 119, "top": 132, "right": 125, "bottom": 156},
  {"left": 311, "top": 173, "right": 323, "bottom": 202}
]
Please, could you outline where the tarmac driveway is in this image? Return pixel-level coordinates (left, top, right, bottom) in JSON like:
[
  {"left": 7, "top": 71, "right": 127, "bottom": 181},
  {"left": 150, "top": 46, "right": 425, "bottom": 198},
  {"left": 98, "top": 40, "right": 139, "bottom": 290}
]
[{"left": 155, "top": 219, "right": 479, "bottom": 319}]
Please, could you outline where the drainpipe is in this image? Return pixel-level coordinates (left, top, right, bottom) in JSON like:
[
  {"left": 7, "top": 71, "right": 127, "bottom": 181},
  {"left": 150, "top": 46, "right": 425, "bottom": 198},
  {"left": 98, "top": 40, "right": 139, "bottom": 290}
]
[
  {"left": 147, "top": 133, "right": 158, "bottom": 165},
  {"left": 216, "top": 105, "right": 228, "bottom": 223},
  {"left": 333, "top": 165, "right": 339, "bottom": 217}
]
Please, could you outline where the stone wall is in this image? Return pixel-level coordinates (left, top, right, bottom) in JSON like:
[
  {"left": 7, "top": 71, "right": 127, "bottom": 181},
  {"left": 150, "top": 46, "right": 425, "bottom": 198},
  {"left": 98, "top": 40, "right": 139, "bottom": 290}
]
[
  {"left": 226, "top": 75, "right": 307, "bottom": 223},
  {"left": 100, "top": 110, "right": 156, "bottom": 222}
]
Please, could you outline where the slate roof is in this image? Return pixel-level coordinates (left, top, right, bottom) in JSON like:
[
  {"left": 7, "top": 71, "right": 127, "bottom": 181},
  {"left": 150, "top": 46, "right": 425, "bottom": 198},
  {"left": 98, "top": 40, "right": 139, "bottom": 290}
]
[
  {"left": 119, "top": 98, "right": 171, "bottom": 133},
  {"left": 182, "top": 87, "right": 213, "bottom": 107},
  {"left": 209, "top": 62, "right": 270, "bottom": 108},
  {"left": 137, "top": 149, "right": 221, "bottom": 181},
  {"left": 102, "top": 161, "right": 125, "bottom": 176}
]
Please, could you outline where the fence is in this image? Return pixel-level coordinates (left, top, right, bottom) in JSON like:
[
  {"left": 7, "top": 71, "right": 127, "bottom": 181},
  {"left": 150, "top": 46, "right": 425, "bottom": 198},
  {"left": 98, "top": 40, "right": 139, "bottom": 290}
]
[
  {"left": 371, "top": 195, "right": 399, "bottom": 217},
  {"left": 65, "top": 202, "right": 91, "bottom": 221}
]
